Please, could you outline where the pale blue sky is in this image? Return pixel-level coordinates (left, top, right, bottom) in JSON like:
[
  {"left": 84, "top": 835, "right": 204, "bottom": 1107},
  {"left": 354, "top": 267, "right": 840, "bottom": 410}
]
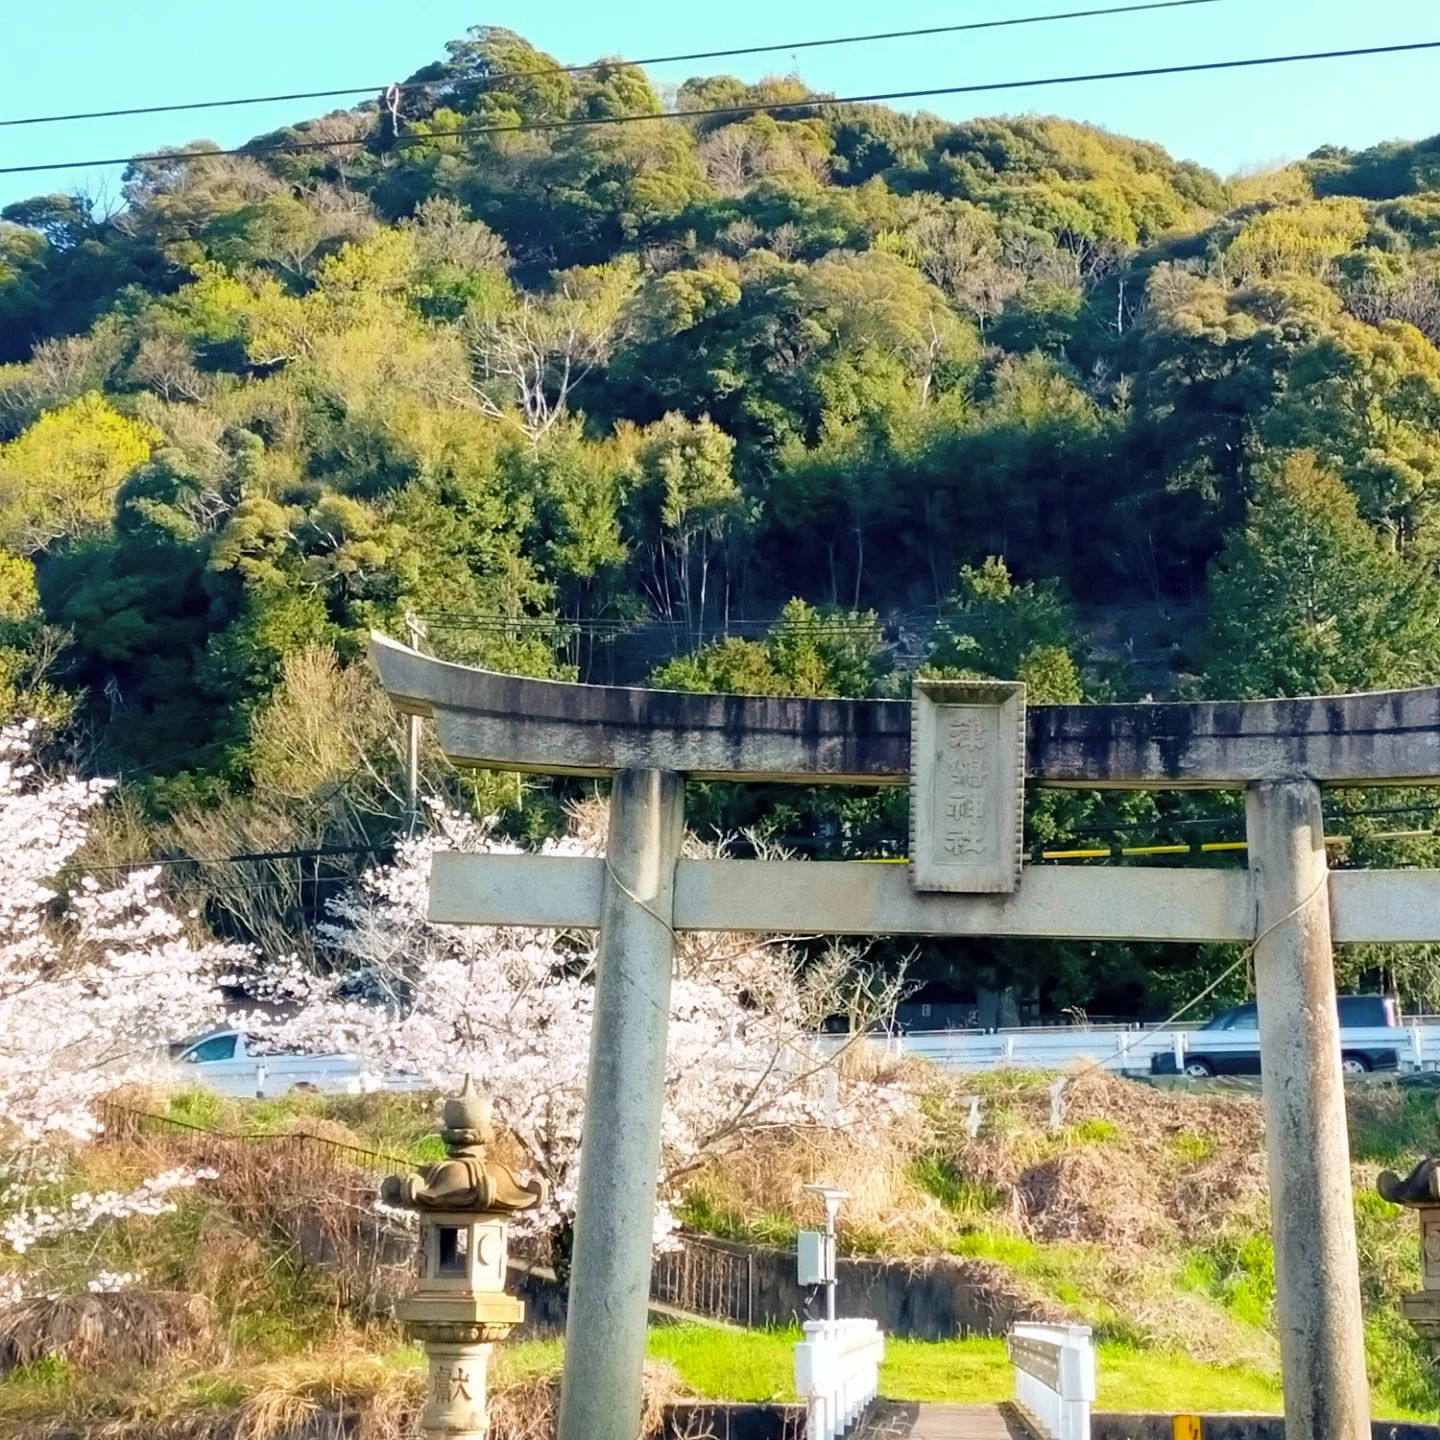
[{"left": 1, "top": 1, "right": 1437, "bottom": 210}]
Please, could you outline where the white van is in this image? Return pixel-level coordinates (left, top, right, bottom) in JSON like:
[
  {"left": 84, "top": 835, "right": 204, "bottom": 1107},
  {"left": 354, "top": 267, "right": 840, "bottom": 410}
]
[{"left": 172, "top": 1030, "right": 390, "bottom": 1097}]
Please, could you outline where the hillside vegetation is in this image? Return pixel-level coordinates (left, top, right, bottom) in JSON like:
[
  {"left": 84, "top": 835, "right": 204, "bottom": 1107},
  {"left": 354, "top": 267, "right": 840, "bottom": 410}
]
[{"left": 5, "top": 26, "right": 1440, "bottom": 1016}]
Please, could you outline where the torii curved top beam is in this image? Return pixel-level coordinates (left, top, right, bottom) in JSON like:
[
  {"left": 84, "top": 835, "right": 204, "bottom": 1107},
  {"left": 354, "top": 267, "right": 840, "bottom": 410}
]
[{"left": 370, "top": 632, "right": 1440, "bottom": 790}]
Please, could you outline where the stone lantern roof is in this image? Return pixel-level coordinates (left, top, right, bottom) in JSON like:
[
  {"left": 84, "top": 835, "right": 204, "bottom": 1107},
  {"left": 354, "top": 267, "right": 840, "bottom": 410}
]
[
  {"left": 381, "top": 1076, "right": 549, "bottom": 1216},
  {"left": 1379, "top": 1156, "right": 1440, "bottom": 1207},
  {"left": 1378, "top": 1094, "right": 1440, "bottom": 1209}
]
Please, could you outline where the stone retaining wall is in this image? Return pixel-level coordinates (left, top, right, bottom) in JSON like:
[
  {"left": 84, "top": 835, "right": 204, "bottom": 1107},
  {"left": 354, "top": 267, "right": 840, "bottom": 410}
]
[{"left": 660, "top": 1236, "right": 1050, "bottom": 1340}]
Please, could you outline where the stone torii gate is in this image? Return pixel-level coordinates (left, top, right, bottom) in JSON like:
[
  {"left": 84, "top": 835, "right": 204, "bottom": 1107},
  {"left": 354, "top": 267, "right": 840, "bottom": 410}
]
[{"left": 371, "top": 632, "right": 1440, "bottom": 1440}]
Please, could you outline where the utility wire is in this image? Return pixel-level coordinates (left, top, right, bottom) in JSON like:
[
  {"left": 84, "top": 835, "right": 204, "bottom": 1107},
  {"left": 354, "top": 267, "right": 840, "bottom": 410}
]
[
  {"left": 83, "top": 804, "right": 1440, "bottom": 876},
  {"left": 6, "top": 38, "right": 1439, "bottom": 178},
  {"left": 0, "top": 0, "right": 1229, "bottom": 130},
  {"left": 82, "top": 843, "right": 389, "bottom": 874}
]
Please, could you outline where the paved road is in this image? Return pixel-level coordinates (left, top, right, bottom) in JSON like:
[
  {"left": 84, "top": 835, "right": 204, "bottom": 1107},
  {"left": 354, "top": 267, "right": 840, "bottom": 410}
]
[{"left": 862, "top": 1403, "right": 1031, "bottom": 1439}]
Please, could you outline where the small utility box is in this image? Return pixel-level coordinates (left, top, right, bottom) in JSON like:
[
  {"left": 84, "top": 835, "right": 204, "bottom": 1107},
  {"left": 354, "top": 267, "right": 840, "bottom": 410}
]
[{"left": 798, "top": 1230, "right": 833, "bottom": 1287}]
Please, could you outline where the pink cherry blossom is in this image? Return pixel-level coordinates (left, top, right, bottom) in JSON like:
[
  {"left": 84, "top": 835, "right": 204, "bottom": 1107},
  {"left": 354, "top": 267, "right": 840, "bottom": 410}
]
[{"left": 245, "top": 806, "right": 911, "bottom": 1243}]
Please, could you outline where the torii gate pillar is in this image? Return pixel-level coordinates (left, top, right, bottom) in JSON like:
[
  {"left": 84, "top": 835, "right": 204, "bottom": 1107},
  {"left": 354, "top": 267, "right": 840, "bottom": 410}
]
[
  {"left": 557, "top": 769, "right": 684, "bottom": 1440},
  {"left": 1248, "top": 780, "right": 1369, "bottom": 1440}
]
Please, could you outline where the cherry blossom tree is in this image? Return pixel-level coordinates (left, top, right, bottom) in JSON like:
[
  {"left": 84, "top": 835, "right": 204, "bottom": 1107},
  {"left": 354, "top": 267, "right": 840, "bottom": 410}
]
[
  {"left": 249, "top": 806, "right": 909, "bottom": 1249},
  {"left": 0, "top": 722, "right": 234, "bottom": 1299}
]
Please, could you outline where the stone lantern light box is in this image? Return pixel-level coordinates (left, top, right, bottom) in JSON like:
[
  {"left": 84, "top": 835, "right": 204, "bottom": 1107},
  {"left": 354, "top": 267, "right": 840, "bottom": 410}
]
[{"left": 421, "top": 1209, "right": 507, "bottom": 1294}]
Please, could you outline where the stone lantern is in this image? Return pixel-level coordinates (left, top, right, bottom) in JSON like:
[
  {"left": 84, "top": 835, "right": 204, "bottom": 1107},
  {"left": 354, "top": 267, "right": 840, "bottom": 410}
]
[
  {"left": 1377, "top": 1116, "right": 1440, "bottom": 1351},
  {"left": 382, "top": 1077, "right": 549, "bottom": 1440}
]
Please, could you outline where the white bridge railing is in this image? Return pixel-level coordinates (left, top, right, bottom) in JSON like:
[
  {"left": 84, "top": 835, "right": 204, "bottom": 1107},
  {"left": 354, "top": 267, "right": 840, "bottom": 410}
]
[
  {"left": 1008, "top": 1322, "right": 1096, "bottom": 1440},
  {"left": 794, "top": 1318, "right": 884, "bottom": 1440},
  {"left": 825, "top": 1022, "right": 1440, "bottom": 1074}
]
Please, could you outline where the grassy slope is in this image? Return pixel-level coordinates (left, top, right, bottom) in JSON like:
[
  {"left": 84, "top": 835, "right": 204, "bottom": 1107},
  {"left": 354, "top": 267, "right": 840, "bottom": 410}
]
[
  {"left": 678, "top": 1070, "right": 1440, "bottom": 1413},
  {"left": 4, "top": 1083, "right": 1432, "bottom": 1430},
  {"left": 142, "top": 1080, "right": 1440, "bottom": 1415},
  {"left": 558, "top": 1327, "right": 1401, "bottom": 1416}
]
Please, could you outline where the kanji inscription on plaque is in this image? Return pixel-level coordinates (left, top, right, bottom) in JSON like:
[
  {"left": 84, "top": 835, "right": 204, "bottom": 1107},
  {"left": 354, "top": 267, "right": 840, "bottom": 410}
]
[{"left": 910, "top": 679, "right": 1026, "bottom": 893}]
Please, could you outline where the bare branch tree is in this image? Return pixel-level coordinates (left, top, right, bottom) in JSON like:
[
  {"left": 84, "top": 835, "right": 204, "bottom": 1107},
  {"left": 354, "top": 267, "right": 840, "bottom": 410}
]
[{"left": 466, "top": 263, "right": 639, "bottom": 438}]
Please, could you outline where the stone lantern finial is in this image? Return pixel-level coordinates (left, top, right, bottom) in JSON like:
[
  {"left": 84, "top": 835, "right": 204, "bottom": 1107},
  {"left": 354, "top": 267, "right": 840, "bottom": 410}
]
[
  {"left": 382, "top": 1079, "right": 550, "bottom": 1440},
  {"left": 441, "top": 1075, "right": 493, "bottom": 1145}
]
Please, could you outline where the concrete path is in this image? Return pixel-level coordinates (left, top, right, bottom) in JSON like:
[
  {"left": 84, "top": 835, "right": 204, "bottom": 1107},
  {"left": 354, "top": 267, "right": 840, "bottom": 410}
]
[{"left": 861, "top": 1402, "right": 1032, "bottom": 1439}]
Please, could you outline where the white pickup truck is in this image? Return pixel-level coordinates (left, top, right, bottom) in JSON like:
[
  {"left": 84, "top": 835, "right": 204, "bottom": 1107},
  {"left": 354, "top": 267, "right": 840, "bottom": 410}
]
[{"left": 172, "top": 1030, "right": 399, "bottom": 1098}]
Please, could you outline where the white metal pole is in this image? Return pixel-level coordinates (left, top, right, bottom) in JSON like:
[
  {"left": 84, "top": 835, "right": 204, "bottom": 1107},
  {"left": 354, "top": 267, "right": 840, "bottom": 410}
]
[
  {"left": 825, "top": 1196, "right": 838, "bottom": 1324},
  {"left": 404, "top": 615, "right": 423, "bottom": 825}
]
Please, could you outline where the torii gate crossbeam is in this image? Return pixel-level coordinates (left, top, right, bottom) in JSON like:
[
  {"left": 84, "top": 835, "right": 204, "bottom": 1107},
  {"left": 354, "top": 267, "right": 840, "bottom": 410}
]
[{"left": 371, "top": 632, "right": 1440, "bottom": 1440}]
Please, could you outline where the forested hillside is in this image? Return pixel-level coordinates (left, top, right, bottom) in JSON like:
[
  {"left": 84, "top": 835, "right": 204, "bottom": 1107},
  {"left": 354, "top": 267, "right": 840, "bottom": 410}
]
[{"left": 4, "top": 25, "right": 1440, "bottom": 1014}]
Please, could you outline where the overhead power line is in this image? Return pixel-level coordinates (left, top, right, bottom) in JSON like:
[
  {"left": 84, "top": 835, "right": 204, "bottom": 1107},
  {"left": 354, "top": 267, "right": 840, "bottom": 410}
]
[
  {"left": 4, "top": 38, "right": 1439, "bottom": 178},
  {"left": 0, "top": 0, "right": 1227, "bottom": 130},
  {"left": 78, "top": 801, "right": 1440, "bottom": 877},
  {"left": 83, "top": 842, "right": 388, "bottom": 874}
]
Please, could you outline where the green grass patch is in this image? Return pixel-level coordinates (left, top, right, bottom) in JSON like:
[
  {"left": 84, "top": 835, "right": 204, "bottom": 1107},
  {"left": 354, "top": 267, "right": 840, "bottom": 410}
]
[
  {"left": 181, "top": 1373, "right": 250, "bottom": 1408},
  {"left": 649, "top": 1324, "right": 799, "bottom": 1402},
  {"left": 636, "top": 1329, "right": 1381, "bottom": 1414},
  {"left": 151, "top": 1089, "right": 445, "bottom": 1164},
  {"left": 1177, "top": 1234, "right": 1275, "bottom": 1329},
  {"left": 163, "top": 1089, "right": 227, "bottom": 1129},
  {"left": 1168, "top": 1131, "right": 1216, "bottom": 1166},
  {"left": 643, "top": 1329, "right": 1421, "bottom": 1417},
  {"left": 908, "top": 1156, "right": 1006, "bottom": 1216},
  {"left": 1068, "top": 1118, "right": 1123, "bottom": 1145},
  {"left": 1349, "top": 1088, "right": 1439, "bottom": 1167},
  {"left": 882, "top": 1337, "right": 1012, "bottom": 1402},
  {"left": 674, "top": 1193, "right": 798, "bottom": 1249},
  {"left": 1097, "top": 1344, "right": 1283, "bottom": 1413},
  {"left": 943, "top": 1230, "right": 1141, "bottom": 1339},
  {"left": 493, "top": 1337, "right": 564, "bottom": 1387},
  {"left": 946, "top": 1230, "right": 1043, "bottom": 1269},
  {"left": 5, "top": 1355, "right": 72, "bottom": 1388}
]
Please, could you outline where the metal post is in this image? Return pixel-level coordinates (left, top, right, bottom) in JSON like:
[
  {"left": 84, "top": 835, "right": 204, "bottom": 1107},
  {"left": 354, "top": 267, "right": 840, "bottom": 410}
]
[
  {"left": 1246, "top": 779, "right": 1370, "bottom": 1440},
  {"left": 406, "top": 714, "right": 420, "bottom": 821},
  {"left": 404, "top": 615, "right": 424, "bottom": 826},
  {"left": 826, "top": 1200, "right": 837, "bottom": 1324},
  {"left": 557, "top": 769, "right": 684, "bottom": 1440},
  {"left": 1048, "top": 1076, "right": 1067, "bottom": 1134}
]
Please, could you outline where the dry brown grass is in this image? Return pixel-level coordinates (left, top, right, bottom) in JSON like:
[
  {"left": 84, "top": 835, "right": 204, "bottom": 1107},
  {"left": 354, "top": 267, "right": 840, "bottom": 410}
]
[
  {"left": 232, "top": 1348, "right": 421, "bottom": 1440},
  {"left": 0, "top": 1289, "right": 216, "bottom": 1375},
  {"left": 1017, "top": 1146, "right": 1170, "bottom": 1247},
  {"left": 101, "top": 1123, "right": 413, "bottom": 1323},
  {"left": 486, "top": 1362, "right": 684, "bottom": 1440},
  {"left": 948, "top": 1068, "right": 1270, "bottom": 1251},
  {"left": 674, "top": 1064, "right": 1288, "bottom": 1371},
  {"left": 680, "top": 1066, "right": 1272, "bottom": 1258},
  {"left": 0, "top": 1344, "right": 691, "bottom": 1440},
  {"left": 685, "top": 1121, "right": 953, "bottom": 1254}
]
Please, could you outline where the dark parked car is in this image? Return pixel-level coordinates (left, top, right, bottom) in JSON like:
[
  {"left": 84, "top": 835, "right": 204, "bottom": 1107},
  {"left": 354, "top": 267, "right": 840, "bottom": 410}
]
[{"left": 1151, "top": 995, "right": 1400, "bottom": 1079}]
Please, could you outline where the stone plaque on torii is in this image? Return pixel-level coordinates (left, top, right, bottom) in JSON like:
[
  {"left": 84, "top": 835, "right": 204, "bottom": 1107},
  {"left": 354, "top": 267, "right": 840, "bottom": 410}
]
[{"left": 372, "top": 631, "right": 1440, "bottom": 1440}]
